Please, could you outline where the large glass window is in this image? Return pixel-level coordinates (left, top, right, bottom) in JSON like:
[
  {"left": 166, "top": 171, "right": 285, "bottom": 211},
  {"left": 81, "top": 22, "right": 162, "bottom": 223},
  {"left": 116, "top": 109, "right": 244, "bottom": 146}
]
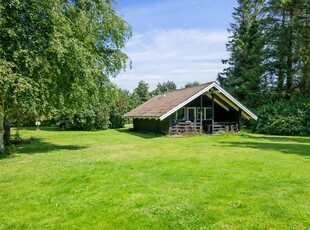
[
  {"left": 172, "top": 111, "right": 177, "bottom": 121},
  {"left": 187, "top": 107, "right": 196, "bottom": 122},
  {"left": 197, "top": 108, "right": 204, "bottom": 121},
  {"left": 172, "top": 108, "right": 186, "bottom": 121},
  {"left": 206, "top": 108, "right": 212, "bottom": 119},
  {"left": 173, "top": 107, "right": 211, "bottom": 122},
  {"left": 178, "top": 108, "right": 186, "bottom": 121},
  {"left": 197, "top": 107, "right": 212, "bottom": 121}
]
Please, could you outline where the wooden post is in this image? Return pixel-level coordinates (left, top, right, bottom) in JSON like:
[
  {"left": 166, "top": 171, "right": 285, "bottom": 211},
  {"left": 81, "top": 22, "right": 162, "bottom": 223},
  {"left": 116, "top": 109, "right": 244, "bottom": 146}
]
[
  {"left": 238, "top": 108, "right": 242, "bottom": 131},
  {"left": 0, "top": 97, "right": 4, "bottom": 152},
  {"left": 211, "top": 91, "right": 214, "bottom": 134},
  {"left": 169, "top": 115, "right": 172, "bottom": 135},
  {"left": 200, "top": 95, "right": 203, "bottom": 131}
]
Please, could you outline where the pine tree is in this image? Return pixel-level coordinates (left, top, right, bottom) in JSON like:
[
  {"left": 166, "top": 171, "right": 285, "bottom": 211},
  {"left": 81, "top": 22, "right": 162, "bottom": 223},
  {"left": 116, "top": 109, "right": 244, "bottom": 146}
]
[
  {"left": 264, "top": 0, "right": 309, "bottom": 97},
  {"left": 218, "top": 0, "right": 266, "bottom": 109}
]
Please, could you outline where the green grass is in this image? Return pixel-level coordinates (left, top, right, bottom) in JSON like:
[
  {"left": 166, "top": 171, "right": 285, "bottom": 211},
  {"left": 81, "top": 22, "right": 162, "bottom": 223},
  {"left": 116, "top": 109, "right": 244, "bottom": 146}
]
[{"left": 0, "top": 128, "right": 309, "bottom": 229}]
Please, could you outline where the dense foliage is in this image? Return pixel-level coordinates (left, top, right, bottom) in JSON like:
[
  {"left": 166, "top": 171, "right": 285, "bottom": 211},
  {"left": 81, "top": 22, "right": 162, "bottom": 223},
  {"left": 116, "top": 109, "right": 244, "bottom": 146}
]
[
  {"left": 252, "top": 97, "right": 310, "bottom": 135},
  {"left": 219, "top": 0, "right": 310, "bottom": 105},
  {"left": 108, "top": 88, "right": 139, "bottom": 129},
  {"left": 184, "top": 81, "right": 200, "bottom": 88},
  {"left": 151, "top": 81, "right": 177, "bottom": 96},
  {"left": 0, "top": 0, "right": 132, "bottom": 149},
  {"left": 133, "top": 81, "right": 151, "bottom": 104},
  {"left": 218, "top": 0, "right": 310, "bottom": 135},
  {"left": 42, "top": 84, "right": 137, "bottom": 130},
  {"left": 218, "top": 0, "right": 265, "bottom": 108}
]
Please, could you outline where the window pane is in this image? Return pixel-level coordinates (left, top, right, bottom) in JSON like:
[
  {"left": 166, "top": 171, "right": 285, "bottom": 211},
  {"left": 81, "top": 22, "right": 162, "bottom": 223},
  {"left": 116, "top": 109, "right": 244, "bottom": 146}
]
[
  {"left": 172, "top": 112, "right": 177, "bottom": 121},
  {"left": 188, "top": 108, "right": 196, "bottom": 122},
  {"left": 197, "top": 108, "right": 200, "bottom": 121},
  {"left": 177, "top": 108, "right": 185, "bottom": 121},
  {"left": 206, "top": 108, "right": 212, "bottom": 119}
]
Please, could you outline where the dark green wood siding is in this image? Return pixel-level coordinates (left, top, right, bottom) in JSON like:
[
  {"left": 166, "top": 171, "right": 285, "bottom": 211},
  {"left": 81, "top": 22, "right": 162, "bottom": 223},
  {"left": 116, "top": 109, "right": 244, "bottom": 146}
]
[
  {"left": 133, "top": 117, "right": 170, "bottom": 134},
  {"left": 214, "top": 104, "right": 239, "bottom": 122}
]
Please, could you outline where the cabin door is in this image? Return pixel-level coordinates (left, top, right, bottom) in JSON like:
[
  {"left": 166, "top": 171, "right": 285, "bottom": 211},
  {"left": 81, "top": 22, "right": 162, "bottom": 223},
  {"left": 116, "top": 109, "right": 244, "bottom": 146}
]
[{"left": 187, "top": 107, "right": 196, "bottom": 122}]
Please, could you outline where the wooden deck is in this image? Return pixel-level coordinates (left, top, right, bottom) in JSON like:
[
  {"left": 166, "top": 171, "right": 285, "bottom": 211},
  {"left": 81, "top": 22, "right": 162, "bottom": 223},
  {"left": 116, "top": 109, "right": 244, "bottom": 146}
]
[
  {"left": 170, "top": 122, "right": 202, "bottom": 135},
  {"left": 170, "top": 121, "right": 239, "bottom": 135},
  {"left": 207, "top": 122, "right": 239, "bottom": 134}
]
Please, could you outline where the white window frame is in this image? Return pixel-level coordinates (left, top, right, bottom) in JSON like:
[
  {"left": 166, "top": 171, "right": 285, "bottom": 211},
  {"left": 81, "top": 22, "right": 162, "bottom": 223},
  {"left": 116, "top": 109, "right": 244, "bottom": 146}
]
[
  {"left": 177, "top": 107, "right": 186, "bottom": 121},
  {"left": 173, "top": 107, "right": 186, "bottom": 121},
  {"left": 187, "top": 107, "right": 196, "bottom": 122},
  {"left": 197, "top": 107, "right": 212, "bottom": 121},
  {"left": 205, "top": 107, "right": 212, "bottom": 120},
  {"left": 197, "top": 107, "right": 205, "bottom": 121}
]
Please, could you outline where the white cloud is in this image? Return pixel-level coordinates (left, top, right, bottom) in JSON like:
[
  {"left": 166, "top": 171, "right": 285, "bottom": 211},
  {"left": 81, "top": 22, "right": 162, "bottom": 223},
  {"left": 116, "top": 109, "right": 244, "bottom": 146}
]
[{"left": 112, "top": 28, "right": 229, "bottom": 91}]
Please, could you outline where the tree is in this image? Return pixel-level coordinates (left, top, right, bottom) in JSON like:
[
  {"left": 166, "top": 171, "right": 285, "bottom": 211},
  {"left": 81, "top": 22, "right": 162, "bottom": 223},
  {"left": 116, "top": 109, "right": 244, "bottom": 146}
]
[
  {"left": 0, "top": 0, "right": 131, "bottom": 152},
  {"left": 151, "top": 81, "right": 177, "bottom": 95},
  {"left": 109, "top": 87, "right": 138, "bottom": 128},
  {"left": 264, "top": 0, "right": 310, "bottom": 96},
  {"left": 219, "top": 0, "right": 309, "bottom": 109},
  {"left": 184, "top": 81, "right": 200, "bottom": 88},
  {"left": 218, "top": 0, "right": 265, "bottom": 109},
  {"left": 133, "top": 81, "right": 151, "bottom": 104}
]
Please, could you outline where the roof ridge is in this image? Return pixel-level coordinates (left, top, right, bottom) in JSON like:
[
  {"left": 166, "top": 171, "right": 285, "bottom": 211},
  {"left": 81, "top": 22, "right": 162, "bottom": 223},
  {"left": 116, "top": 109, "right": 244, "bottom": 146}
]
[{"left": 160, "top": 81, "right": 214, "bottom": 95}]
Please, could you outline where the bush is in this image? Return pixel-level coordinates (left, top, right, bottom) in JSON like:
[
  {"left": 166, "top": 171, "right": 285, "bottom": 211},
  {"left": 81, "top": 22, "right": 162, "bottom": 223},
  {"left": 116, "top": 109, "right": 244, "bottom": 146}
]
[
  {"left": 252, "top": 97, "right": 310, "bottom": 136},
  {"left": 58, "top": 103, "right": 110, "bottom": 131}
]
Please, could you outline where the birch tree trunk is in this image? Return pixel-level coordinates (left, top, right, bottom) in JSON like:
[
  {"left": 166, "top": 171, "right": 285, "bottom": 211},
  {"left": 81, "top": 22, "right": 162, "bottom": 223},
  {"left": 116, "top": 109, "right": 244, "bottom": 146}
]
[{"left": 0, "top": 97, "right": 4, "bottom": 153}]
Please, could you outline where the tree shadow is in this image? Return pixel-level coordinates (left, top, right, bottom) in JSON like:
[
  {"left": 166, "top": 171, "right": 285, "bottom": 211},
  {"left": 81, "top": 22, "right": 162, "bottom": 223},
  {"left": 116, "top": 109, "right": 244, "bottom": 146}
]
[
  {"left": 14, "top": 127, "right": 85, "bottom": 132},
  {"left": 241, "top": 134, "right": 310, "bottom": 144},
  {"left": 116, "top": 128, "right": 161, "bottom": 139},
  {"left": 0, "top": 137, "right": 86, "bottom": 160},
  {"left": 218, "top": 135, "right": 310, "bottom": 158}
]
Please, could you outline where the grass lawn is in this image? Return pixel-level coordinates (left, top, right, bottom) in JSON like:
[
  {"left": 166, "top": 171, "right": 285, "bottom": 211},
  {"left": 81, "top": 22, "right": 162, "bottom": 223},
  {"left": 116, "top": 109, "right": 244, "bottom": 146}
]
[{"left": 0, "top": 128, "right": 309, "bottom": 229}]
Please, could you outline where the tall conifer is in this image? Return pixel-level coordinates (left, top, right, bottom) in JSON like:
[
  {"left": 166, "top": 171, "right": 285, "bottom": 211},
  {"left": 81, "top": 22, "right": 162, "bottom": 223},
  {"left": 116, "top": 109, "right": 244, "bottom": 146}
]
[{"left": 218, "top": 0, "right": 265, "bottom": 109}]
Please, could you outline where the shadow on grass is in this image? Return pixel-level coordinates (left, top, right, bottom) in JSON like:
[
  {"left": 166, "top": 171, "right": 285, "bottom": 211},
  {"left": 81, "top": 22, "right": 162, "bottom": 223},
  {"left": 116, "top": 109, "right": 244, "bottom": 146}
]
[
  {"left": 0, "top": 137, "right": 86, "bottom": 160},
  {"left": 241, "top": 134, "right": 310, "bottom": 144},
  {"left": 116, "top": 128, "right": 160, "bottom": 139},
  {"left": 219, "top": 135, "right": 310, "bottom": 158},
  {"left": 14, "top": 127, "right": 82, "bottom": 132}
]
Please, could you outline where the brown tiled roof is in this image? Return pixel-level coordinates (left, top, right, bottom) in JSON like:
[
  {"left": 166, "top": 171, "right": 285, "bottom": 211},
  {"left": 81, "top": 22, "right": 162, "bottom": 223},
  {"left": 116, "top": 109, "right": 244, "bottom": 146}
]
[{"left": 124, "top": 82, "right": 212, "bottom": 118}]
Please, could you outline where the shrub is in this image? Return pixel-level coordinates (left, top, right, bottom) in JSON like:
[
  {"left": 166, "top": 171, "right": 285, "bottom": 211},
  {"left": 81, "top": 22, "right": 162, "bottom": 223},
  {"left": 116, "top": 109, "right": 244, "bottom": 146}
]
[
  {"left": 252, "top": 97, "right": 310, "bottom": 136},
  {"left": 58, "top": 103, "right": 110, "bottom": 131}
]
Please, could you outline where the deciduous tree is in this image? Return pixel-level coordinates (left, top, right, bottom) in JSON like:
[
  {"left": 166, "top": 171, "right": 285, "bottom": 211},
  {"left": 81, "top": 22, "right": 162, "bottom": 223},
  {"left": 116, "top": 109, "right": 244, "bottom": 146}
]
[
  {"left": 0, "top": 0, "right": 131, "bottom": 152},
  {"left": 184, "top": 81, "right": 200, "bottom": 88},
  {"left": 133, "top": 81, "right": 150, "bottom": 104},
  {"left": 151, "top": 81, "right": 177, "bottom": 95}
]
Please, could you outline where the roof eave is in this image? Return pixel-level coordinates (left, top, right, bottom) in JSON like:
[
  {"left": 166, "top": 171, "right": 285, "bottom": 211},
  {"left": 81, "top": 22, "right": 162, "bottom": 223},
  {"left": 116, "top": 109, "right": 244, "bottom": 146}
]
[
  {"left": 212, "top": 83, "right": 258, "bottom": 120},
  {"left": 159, "top": 82, "right": 258, "bottom": 121},
  {"left": 122, "top": 115, "right": 160, "bottom": 120},
  {"left": 159, "top": 82, "right": 216, "bottom": 121}
]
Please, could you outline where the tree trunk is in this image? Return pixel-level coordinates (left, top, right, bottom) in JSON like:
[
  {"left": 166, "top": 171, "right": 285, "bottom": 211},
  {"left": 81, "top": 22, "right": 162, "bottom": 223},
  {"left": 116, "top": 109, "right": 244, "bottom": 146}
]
[
  {"left": 277, "top": 10, "right": 286, "bottom": 94},
  {"left": 301, "top": 61, "right": 310, "bottom": 93},
  {"left": 0, "top": 97, "right": 4, "bottom": 153},
  {"left": 286, "top": 8, "right": 294, "bottom": 92},
  {"left": 278, "top": 67, "right": 284, "bottom": 93}
]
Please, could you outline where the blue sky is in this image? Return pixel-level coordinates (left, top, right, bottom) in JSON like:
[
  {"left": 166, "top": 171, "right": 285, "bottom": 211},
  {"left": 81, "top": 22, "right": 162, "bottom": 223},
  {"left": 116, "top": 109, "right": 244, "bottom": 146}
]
[{"left": 111, "top": 0, "right": 237, "bottom": 91}]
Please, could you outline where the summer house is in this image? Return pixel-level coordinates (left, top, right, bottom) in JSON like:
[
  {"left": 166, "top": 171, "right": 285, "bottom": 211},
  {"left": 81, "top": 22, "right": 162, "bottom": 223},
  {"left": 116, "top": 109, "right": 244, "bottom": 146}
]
[{"left": 124, "top": 82, "right": 257, "bottom": 135}]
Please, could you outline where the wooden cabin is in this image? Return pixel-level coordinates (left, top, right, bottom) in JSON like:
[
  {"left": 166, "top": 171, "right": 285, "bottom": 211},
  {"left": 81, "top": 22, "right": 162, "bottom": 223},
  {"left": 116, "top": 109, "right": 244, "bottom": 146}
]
[{"left": 124, "top": 81, "right": 257, "bottom": 135}]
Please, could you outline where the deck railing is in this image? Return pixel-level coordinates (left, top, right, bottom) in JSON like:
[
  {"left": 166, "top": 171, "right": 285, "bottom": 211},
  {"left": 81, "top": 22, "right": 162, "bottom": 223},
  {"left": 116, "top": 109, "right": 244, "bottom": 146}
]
[
  {"left": 170, "top": 121, "right": 202, "bottom": 135},
  {"left": 206, "top": 122, "right": 239, "bottom": 134},
  {"left": 170, "top": 121, "right": 239, "bottom": 135}
]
